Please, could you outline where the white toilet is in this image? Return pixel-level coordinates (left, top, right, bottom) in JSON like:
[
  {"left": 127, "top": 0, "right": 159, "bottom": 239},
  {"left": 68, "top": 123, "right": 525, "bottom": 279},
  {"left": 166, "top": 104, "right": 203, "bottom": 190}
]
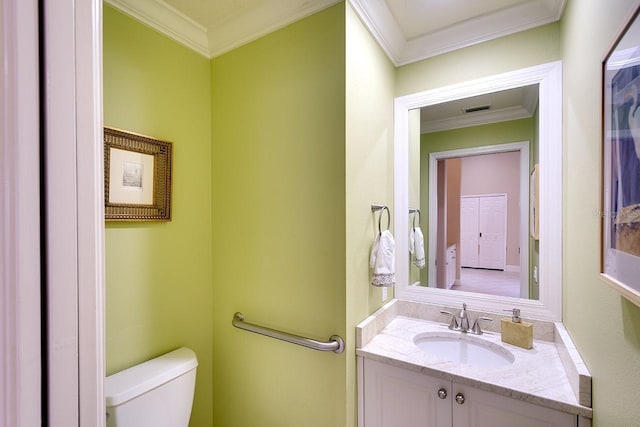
[{"left": 105, "top": 347, "right": 198, "bottom": 427}]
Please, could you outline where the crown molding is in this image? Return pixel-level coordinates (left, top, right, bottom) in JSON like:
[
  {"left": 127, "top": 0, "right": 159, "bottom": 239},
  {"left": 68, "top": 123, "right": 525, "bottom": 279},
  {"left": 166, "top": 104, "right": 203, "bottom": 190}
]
[
  {"left": 105, "top": 0, "right": 564, "bottom": 64},
  {"left": 106, "top": 0, "right": 340, "bottom": 59},
  {"left": 349, "top": 0, "right": 566, "bottom": 66},
  {"left": 421, "top": 106, "right": 533, "bottom": 134},
  {"left": 348, "top": 0, "right": 405, "bottom": 66},
  {"left": 207, "top": 0, "right": 341, "bottom": 58},
  {"left": 105, "top": 0, "right": 209, "bottom": 57}
]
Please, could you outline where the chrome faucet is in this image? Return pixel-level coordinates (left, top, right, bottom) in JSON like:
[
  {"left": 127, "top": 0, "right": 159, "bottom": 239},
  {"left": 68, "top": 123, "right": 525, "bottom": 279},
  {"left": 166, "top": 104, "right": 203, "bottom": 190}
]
[{"left": 440, "top": 303, "right": 493, "bottom": 335}]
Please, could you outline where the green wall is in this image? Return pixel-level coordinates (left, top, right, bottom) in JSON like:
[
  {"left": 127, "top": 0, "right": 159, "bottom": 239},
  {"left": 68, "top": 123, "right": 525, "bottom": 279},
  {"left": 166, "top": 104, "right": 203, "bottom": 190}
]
[
  {"left": 103, "top": 6, "right": 213, "bottom": 427},
  {"left": 422, "top": 119, "right": 536, "bottom": 160},
  {"left": 561, "top": 1, "right": 640, "bottom": 425},
  {"left": 210, "top": 5, "right": 347, "bottom": 426},
  {"left": 345, "top": 4, "right": 396, "bottom": 425}
]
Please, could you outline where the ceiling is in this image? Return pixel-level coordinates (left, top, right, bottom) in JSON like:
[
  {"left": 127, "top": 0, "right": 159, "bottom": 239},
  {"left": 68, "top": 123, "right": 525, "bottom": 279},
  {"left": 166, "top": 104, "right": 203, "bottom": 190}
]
[{"left": 105, "top": 0, "right": 566, "bottom": 64}]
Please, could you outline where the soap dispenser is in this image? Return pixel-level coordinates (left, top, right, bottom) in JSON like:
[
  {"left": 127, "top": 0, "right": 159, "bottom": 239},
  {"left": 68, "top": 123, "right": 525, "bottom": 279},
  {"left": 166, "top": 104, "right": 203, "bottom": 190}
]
[{"left": 501, "top": 308, "right": 533, "bottom": 349}]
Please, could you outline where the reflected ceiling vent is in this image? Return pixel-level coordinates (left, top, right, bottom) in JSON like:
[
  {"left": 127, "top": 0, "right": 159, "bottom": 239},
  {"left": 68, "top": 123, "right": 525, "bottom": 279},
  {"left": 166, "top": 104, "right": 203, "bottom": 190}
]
[{"left": 463, "top": 105, "right": 491, "bottom": 113}]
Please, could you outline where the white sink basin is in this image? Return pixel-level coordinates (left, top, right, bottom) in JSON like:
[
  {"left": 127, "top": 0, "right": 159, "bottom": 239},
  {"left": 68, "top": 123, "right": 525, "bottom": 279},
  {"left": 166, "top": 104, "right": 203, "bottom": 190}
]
[{"left": 414, "top": 332, "right": 515, "bottom": 368}]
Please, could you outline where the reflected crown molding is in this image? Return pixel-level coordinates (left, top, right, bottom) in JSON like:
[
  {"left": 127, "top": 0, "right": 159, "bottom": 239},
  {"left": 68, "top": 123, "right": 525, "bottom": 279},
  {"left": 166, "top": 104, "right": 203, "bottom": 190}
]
[{"left": 421, "top": 106, "right": 533, "bottom": 134}]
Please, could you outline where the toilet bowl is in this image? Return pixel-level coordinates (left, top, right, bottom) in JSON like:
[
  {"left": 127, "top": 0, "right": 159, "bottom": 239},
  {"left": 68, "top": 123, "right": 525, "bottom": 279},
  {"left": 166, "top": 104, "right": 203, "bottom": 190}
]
[{"left": 105, "top": 347, "right": 198, "bottom": 427}]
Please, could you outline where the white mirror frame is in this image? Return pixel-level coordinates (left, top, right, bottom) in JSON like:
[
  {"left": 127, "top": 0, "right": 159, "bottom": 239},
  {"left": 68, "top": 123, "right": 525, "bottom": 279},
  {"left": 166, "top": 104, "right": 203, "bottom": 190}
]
[{"left": 394, "top": 61, "right": 562, "bottom": 321}]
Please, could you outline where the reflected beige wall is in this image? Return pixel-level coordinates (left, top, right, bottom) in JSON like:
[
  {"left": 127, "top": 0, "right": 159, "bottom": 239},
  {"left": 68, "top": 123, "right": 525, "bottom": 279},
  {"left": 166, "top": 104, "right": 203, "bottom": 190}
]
[{"left": 446, "top": 159, "right": 461, "bottom": 279}]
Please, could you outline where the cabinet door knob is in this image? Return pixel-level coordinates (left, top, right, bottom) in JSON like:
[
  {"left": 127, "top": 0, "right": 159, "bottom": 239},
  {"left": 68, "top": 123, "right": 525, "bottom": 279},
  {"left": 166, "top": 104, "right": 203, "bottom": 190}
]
[
  {"left": 455, "top": 393, "right": 465, "bottom": 404},
  {"left": 437, "top": 388, "right": 447, "bottom": 399}
]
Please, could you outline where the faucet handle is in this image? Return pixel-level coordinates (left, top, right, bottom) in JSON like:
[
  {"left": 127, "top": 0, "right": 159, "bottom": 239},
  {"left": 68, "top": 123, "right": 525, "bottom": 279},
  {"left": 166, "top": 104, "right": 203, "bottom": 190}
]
[
  {"left": 471, "top": 317, "right": 493, "bottom": 335},
  {"left": 440, "top": 310, "right": 459, "bottom": 330}
]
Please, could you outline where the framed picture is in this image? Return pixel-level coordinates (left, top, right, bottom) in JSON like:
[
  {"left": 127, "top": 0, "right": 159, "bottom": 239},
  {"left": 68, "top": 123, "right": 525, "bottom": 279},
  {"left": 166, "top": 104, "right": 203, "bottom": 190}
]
[
  {"left": 104, "top": 127, "right": 173, "bottom": 221},
  {"left": 530, "top": 164, "right": 539, "bottom": 240},
  {"left": 602, "top": 4, "right": 640, "bottom": 306}
]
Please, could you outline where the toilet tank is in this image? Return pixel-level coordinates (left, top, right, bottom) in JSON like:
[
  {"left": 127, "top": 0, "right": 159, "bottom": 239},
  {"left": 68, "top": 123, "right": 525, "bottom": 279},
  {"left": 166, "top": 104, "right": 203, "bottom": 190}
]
[{"left": 105, "top": 347, "right": 198, "bottom": 427}]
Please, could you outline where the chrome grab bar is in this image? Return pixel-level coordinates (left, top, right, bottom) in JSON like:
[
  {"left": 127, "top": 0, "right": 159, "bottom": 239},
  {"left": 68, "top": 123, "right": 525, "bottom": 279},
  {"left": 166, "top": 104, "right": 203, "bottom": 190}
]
[{"left": 232, "top": 312, "right": 345, "bottom": 354}]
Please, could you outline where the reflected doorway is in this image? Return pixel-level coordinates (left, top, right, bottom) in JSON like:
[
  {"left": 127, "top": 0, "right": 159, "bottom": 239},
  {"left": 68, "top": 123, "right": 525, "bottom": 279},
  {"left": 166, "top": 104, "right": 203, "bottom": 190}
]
[
  {"left": 435, "top": 151, "right": 521, "bottom": 297},
  {"left": 423, "top": 142, "right": 532, "bottom": 299}
]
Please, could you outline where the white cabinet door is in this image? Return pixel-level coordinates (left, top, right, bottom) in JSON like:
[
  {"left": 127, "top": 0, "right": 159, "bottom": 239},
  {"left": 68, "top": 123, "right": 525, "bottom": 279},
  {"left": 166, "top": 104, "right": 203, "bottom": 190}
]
[
  {"left": 362, "top": 359, "right": 452, "bottom": 427},
  {"left": 452, "top": 383, "right": 576, "bottom": 427},
  {"left": 360, "top": 359, "right": 577, "bottom": 427}
]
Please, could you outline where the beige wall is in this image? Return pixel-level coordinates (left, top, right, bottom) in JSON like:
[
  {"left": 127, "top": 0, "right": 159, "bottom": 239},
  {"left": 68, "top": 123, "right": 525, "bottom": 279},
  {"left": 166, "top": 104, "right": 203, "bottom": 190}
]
[
  {"left": 396, "top": 23, "right": 562, "bottom": 97},
  {"left": 461, "top": 152, "right": 521, "bottom": 267},
  {"left": 446, "top": 158, "right": 462, "bottom": 248},
  {"left": 446, "top": 159, "right": 462, "bottom": 279}
]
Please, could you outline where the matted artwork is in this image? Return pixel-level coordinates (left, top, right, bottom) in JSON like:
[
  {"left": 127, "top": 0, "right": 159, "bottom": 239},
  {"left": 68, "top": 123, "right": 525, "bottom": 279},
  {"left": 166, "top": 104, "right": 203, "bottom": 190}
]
[
  {"left": 104, "top": 127, "right": 173, "bottom": 221},
  {"left": 602, "top": 4, "right": 640, "bottom": 306}
]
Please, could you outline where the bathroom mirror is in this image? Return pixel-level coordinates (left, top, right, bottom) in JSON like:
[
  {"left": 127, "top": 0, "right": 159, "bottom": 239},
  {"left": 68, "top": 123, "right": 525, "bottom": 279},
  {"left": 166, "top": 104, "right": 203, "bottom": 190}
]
[
  {"left": 395, "top": 62, "right": 562, "bottom": 321},
  {"left": 412, "top": 86, "right": 537, "bottom": 301}
]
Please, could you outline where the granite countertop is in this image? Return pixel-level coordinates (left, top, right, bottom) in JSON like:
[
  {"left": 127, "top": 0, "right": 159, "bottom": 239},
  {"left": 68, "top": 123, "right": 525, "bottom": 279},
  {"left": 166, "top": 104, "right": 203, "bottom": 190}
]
[{"left": 356, "top": 315, "right": 592, "bottom": 418}]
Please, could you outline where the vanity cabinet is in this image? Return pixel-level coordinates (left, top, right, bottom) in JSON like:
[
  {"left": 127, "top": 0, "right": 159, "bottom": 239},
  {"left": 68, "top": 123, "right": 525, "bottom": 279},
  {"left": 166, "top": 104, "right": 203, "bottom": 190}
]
[{"left": 360, "top": 358, "right": 576, "bottom": 427}]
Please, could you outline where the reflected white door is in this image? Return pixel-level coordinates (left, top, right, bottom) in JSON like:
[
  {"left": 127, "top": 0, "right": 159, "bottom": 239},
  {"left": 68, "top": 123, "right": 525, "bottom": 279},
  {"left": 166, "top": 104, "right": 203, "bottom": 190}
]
[
  {"left": 460, "top": 195, "right": 506, "bottom": 270},
  {"left": 478, "top": 195, "right": 507, "bottom": 270}
]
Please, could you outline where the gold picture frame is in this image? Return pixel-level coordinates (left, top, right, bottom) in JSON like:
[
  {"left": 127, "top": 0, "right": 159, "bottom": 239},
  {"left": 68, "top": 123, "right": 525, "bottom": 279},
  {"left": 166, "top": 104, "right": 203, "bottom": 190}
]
[{"left": 104, "top": 127, "right": 173, "bottom": 221}]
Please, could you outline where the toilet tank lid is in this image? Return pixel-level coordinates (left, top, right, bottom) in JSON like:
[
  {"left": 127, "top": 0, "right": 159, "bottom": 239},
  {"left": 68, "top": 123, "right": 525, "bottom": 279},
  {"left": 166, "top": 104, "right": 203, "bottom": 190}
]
[{"left": 105, "top": 347, "right": 198, "bottom": 407}]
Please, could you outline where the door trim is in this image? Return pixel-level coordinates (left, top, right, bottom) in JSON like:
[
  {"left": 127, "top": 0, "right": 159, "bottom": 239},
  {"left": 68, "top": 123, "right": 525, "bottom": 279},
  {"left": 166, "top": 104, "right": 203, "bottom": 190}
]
[
  {"left": 42, "top": 0, "right": 105, "bottom": 425},
  {"left": 0, "top": 1, "right": 41, "bottom": 425}
]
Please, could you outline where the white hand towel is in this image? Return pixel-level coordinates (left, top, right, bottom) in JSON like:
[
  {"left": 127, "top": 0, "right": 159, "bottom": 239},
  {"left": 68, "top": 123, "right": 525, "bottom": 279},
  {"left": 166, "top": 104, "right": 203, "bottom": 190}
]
[
  {"left": 369, "top": 230, "right": 395, "bottom": 287},
  {"left": 410, "top": 227, "right": 425, "bottom": 269}
]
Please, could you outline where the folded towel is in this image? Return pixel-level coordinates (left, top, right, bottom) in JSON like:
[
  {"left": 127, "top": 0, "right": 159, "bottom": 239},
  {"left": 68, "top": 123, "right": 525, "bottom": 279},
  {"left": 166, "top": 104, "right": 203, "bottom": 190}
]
[
  {"left": 369, "top": 230, "right": 395, "bottom": 287},
  {"left": 409, "top": 226, "right": 425, "bottom": 269}
]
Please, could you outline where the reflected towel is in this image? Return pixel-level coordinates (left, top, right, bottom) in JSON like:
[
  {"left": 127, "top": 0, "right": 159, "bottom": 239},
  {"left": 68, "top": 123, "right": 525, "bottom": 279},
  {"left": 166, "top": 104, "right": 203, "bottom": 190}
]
[
  {"left": 369, "top": 230, "right": 395, "bottom": 287},
  {"left": 409, "top": 226, "right": 425, "bottom": 269}
]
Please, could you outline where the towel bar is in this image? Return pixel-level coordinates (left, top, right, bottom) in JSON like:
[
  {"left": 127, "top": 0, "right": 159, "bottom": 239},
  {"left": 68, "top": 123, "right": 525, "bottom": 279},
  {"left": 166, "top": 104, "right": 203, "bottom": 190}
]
[
  {"left": 409, "top": 207, "right": 421, "bottom": 227},
  {"left": 232, "top": 312, "right": 345, "bottom": 354},
  {"left": 371, "top": 204, "right": 391, "bottom": 233}
]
